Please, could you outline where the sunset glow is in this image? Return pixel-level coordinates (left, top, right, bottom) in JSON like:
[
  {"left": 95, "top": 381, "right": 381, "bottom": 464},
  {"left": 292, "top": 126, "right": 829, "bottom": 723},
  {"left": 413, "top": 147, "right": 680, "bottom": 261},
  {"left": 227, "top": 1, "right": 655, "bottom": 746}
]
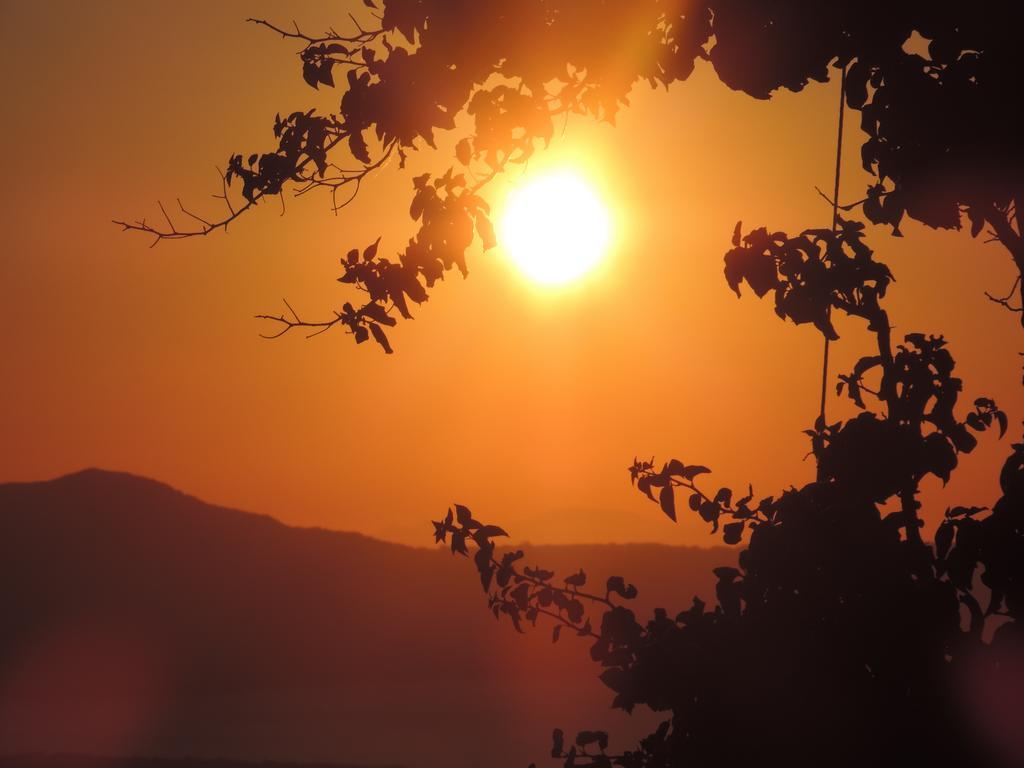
[
  {"left": 4, "top": 3, "right": 1024, "bottom": 767},
  {"left": 498, "top": 170, "right": 611, "bottom": 285}
]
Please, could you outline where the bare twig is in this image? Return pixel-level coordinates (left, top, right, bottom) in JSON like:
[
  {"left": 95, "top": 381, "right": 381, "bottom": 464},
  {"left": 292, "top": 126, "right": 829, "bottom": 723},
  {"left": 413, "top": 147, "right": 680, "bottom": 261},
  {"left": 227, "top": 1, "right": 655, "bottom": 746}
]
[
  {"left": 985, "top": 275, "right": 1023, "bottom": 312},
  {"left": 113, "top": 166, "right": 258, "bottom": 246},
  {"left": 814, "top": 185, "right": 885, "bottom": 212},
  {"left": 246, "top": 17, "right": 381, "bottom": 45},
  {"left": 292, "top": 139, "right": 398, "bottom": 215},
  {"left": 255, "top": 299, "right": 346, "bottom": 339},
  {"left": 114, "top": 131, "right": 368, "bottom": 244}
]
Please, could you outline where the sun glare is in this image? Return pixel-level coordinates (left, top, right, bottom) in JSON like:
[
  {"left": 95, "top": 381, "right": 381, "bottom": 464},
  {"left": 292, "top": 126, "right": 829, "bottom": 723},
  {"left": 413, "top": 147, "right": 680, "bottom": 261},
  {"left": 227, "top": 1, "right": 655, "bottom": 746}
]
[{"left": 498, "top": 170, "right": 612, "bottom": 285}]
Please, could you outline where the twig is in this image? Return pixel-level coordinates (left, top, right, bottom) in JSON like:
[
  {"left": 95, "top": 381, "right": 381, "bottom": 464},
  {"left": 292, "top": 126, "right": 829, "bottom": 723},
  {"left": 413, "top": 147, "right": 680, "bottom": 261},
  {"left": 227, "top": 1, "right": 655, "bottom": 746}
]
[
  {"left": 985, "top": 275, "right": 1023, "bottom": 312},
  {"left": 255, "top": 299, "right": 346, "bottom": 339},
  {"left": 115, "top": 131, "right": 359, "bottom": 244},
  {"left": 246, "top": 17, "right": 381, "bottom": 45},
  {"left": 814, "top": 185, "right": 883, "bottom": 212}
]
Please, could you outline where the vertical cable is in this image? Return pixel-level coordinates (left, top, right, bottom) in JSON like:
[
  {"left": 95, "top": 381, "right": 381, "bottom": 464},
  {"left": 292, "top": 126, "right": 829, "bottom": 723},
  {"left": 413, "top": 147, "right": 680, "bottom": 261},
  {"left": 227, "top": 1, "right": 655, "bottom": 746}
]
[{"left": 819, "top": 63, "right": 847, "bottom": 425}]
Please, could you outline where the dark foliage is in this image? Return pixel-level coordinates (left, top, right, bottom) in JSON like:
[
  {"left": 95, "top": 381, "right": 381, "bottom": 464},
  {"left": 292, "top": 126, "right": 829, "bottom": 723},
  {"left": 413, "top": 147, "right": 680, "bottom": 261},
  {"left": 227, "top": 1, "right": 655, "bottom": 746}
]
[
  {"left": 117, "top": 2, "right": 1024, "bottom": 766},
  {"left": 435, "top": 218, "right": 1022, "bottom": 766},
  {"left": 118, "top": 0, "right": 1024, "bottom": 346}
]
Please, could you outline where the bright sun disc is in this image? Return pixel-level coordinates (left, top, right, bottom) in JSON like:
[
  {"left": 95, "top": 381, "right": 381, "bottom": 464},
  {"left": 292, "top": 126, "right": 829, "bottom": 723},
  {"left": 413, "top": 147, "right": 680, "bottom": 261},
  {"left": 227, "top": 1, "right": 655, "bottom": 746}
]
[{"left": 499, "top": 170, "right": 611, "bottom": 285}]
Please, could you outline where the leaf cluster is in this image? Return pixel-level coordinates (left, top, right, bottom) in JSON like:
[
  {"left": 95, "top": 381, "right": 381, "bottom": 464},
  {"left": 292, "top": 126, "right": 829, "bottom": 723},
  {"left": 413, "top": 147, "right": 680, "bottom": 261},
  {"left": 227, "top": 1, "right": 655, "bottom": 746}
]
[{"left": 443, "top": 217, "right": 1021, "bottom": 765}]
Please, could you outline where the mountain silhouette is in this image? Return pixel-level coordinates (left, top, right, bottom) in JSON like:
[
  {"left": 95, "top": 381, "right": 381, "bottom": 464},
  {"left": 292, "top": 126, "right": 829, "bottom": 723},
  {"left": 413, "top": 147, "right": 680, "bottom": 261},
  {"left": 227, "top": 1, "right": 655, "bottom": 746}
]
[{"left": 0, "top": 470, "right": 733, "bottom": 768}]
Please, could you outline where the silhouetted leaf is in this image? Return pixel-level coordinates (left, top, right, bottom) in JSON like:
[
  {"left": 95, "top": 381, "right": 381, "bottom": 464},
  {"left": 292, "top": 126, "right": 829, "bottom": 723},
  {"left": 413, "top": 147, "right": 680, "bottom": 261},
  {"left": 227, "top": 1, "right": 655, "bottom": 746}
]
[
  {"left": 576, "top": 731, "right": 609, "bottom": 752},
  {"left": 360, "top": 302, "right": 396, "bottom": 327},
  {"left": 474, "top": 542, "right": 495, "bottom": 592},
  {"left": 302, "top": 61, "right": 320, "bottom": 89},
  {"left": 455, "top": 137, "right": 472, "bottom": 165},
  {"left": 363, "top": 237, "right": 381, "bottom": 261},
  {"left": 566, "top": 598, "right": 584, "bottom": 624},
  {"left": 510, "top": 582, "right": 530, "bottom": 610},
  {"left": 606, "top": 576, "right": 638, "bottom": 600},
  {"left": 676, "top": 596, "right": 706, "bottom": 625},
  {"left": 501, "top": 602, "right": 524, "bottom": 633},
  {"left": 666, "top": 458, "right": 686, "bottom": 477},
  {"left": 713, "top": 566, "right": 740, "bottom": 581},
  {"left": 450, "top": 530, "right": 468, "bottom": 556},
  {"left": 845, "top": 60, "right": 870, "bottom": 110},
  {"left": 525, "top": 565, "right": 555, "bottom": 582},
  {"left": 349, "top": 130, "right": 371, "bottom": 164},
  {"left": 368, "top": 323, "right": 393, "bottom": 353},
  {"left": 698, "top": 500, "right": 719, "bottom": 525},
  {"left": 946, "top": 505, "right": 986, "bottom": 518},
  {"left": 565, "top": 568, "right": 587, "bottom": 588},
  {"left": 496, "top": 550, "right": 523, "bottom": 588},
  {"left": 681, "top": 465, "right": 711, "bottom": 480},
  {"left": 552, "top": 728, "right": 564, "bottom": 757},
  {"left": 431, "top": 519, "right": 448, "bottom": 543},
  {"left": 723, "top": 521, "right": 744, "bottom": 545},
  {"left": 658, "top": 485, "right": 676, "bottom": 521}
]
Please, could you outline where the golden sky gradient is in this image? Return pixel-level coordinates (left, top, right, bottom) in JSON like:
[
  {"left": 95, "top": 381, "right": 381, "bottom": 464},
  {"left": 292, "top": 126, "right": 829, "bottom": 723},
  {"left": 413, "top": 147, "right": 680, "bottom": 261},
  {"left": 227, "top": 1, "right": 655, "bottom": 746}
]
[{"left": 2, "top": 0, "right": 1021, "bottom": 546}]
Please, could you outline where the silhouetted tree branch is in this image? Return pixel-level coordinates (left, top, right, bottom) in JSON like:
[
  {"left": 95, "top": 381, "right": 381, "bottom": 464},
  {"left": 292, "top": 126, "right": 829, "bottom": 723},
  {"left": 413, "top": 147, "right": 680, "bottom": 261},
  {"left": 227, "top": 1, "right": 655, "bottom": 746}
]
[
  {"left": 986, "top": 275, "right": 1023, "bottom": 313},
  {"left": 118, "top": 3, "right": 1024, "bottom": 765},
  {"left": 440, "top": 216, "right": 1017, "bottom": 766},
  {"left": 119, "top": 2, "right": 1024, "bottom": 348}
]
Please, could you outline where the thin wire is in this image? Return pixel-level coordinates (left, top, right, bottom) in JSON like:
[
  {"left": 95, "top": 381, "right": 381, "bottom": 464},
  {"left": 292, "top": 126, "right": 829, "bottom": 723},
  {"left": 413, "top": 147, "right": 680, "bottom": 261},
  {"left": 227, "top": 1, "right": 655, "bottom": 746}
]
[{"left": 819, "top": 63, "right": 847, "bottom": 426}]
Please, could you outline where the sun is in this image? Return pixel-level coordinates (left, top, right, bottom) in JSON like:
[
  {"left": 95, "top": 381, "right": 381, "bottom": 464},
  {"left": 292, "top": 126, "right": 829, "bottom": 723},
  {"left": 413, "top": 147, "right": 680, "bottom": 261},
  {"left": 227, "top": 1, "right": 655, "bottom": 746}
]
[{"left": 498, "top": 169, "right": 612, "bottom": 285}]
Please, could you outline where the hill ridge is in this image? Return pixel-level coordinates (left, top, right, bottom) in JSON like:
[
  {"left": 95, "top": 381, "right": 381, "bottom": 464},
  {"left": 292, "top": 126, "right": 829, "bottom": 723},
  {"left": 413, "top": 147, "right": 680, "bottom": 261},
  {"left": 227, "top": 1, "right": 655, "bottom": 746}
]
[
  {"left": 0, "top": 468, "right": 734, "bottom": 768},
  {"left": 0, "top": 468, "right": 730, "bottom": 552}
]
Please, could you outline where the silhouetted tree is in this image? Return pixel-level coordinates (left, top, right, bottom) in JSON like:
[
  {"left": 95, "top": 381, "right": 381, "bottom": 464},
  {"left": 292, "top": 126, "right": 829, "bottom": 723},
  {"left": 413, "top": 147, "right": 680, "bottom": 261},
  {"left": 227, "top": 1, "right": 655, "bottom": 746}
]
[
  {"left": 433, "top": 218, "right": 1021, "bottom": 766},
  {"left": 120, "top": 2, "right": 1024, "bottom": 765},
  {"left": 118, "top": 1, "right": 1024, "bottom": 342}
]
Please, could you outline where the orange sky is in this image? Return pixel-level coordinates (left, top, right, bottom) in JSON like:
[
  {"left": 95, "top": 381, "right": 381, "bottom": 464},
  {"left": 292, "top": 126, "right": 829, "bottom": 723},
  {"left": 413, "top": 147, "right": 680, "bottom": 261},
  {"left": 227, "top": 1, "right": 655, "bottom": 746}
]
[{"left": 2, "top": 0, "right": 1021, "bottom": 547}]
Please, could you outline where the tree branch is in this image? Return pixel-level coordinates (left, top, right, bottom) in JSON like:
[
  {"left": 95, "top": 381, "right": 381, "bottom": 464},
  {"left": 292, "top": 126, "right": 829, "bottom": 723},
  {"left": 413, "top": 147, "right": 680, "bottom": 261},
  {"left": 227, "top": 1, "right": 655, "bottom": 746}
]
[
  {"left": 246, "top": 17, "right": 382, "bottom": 45},
  {"left": 114, "top": 131, "right": 383, "bottom": 245},
  {"left": 255, "top": 300, "right": 346, "bottom": 339},
  {"left": 985, "top": 203, "right": 1024, "bottom": 325},
  {"left": 985, "top": 275, "right": 1023, "bottom": 313},
  {"left": 814, "top": 185, "right": 886, "bottom": 212}
]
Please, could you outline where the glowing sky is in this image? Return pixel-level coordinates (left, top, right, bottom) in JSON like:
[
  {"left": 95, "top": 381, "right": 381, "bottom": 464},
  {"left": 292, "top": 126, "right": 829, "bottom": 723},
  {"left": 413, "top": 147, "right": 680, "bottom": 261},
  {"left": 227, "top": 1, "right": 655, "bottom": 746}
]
[{"left": 1, "top": 0, "right": 1021, "bottom": 546}]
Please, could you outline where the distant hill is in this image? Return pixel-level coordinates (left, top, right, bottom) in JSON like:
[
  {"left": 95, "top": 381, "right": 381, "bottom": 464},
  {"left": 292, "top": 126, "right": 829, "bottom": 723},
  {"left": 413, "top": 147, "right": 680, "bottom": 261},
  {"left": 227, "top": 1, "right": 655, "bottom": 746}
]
[{"left": 0, "top": 470, "right": 735, "bottom": 768}]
